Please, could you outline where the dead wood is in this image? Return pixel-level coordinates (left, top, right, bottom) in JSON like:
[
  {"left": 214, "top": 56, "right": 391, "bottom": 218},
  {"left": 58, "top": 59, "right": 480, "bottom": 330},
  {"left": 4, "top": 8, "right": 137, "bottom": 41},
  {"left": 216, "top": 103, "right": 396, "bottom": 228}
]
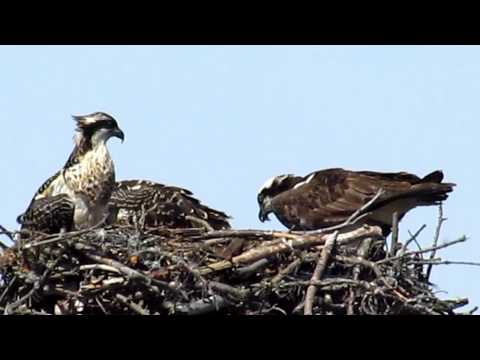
[{"left": 0, "top": 207, "right": 475, "bottom": 315}]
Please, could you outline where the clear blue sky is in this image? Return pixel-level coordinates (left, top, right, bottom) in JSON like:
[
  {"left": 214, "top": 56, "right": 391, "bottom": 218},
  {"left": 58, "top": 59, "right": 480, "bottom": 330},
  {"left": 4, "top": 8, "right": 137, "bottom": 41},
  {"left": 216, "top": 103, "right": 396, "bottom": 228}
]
[{"left": 0, "top": 45, "right": 478, "bottom": 310}]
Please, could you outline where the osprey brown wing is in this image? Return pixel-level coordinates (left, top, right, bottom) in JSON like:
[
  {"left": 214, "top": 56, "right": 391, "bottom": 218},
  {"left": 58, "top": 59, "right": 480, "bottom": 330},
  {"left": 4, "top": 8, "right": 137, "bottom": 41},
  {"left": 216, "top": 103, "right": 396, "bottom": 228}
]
[
  {"left": 270, "top": 169, "right": 373, "bottom": 229},
  {"left": 109, "top": 180, "right": 231, "bottom": 230},
  {"left": 270, "top": 168, "right": 454, "bottom": 231},
  {"left": 18, "top": 194, "right": 75, "bottom": 234}
]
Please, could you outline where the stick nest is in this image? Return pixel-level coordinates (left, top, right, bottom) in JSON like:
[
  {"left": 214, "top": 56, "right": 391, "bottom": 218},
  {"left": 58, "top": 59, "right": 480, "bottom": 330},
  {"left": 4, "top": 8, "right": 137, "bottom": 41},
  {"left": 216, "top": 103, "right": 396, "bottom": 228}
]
[{"left": 0, "top": 221, "right": 475, "bottom": 315}]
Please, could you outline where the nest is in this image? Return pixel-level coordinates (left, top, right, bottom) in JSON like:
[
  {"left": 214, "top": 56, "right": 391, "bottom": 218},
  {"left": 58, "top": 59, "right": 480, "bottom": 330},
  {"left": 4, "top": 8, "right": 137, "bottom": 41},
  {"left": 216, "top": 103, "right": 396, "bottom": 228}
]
[{"left": 0, "top": 218, "right": 475, "bottom": 315}]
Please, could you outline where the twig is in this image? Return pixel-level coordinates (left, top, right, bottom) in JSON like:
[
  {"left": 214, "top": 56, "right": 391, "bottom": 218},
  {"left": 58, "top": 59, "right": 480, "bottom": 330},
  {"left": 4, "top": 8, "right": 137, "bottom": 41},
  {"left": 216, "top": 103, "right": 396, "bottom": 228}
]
[
  {"left": 178, "top": 260, "right": 208, "bottom": 287},
  {"left": 202, "top": 281, "right": 249, "bottom": 300},
  {"left": 0, "top": 276, "right": 17, "bottom": 305},
  {"left": 197, "top": 225, "right": 383, "bottom": 275},
  {"left": 304, "top": 231, "right": 338, "bottom": 315},
  {"left": 0, "top": 240, "right": 9, "bottom": 251},
  {"left": 334, "top": 255, "right": 383, "bottom": 280},
  {"left": 203, "top": 237, "right": 235, "bottom": 246},
  {"left": 271, "top": 257, "right": 303, "bottom": 284},
  {"left": 282, "top": 278, "right": 373, "bottom": 290},
  {"left": 426, "top": 205, "right": 446, "bottom": 281},
  {"left": 115, "top": 293, "right": 150, "bottom": 315},
  {"left": 4, "top": 253, "right": 63, "bottom": 314},
  {"left": 404, "top": 224, "right": 427, "bottom": 252},
  {"left": 0, "top": 225, "right": 15, "bottom": 242},
  {"left": 348, "top": 237, "right": 373, "bottom": 314},
  {"left": 78, "top": 248, "right": 186, "bottom": 299},
  {"left": 0, "top": 224, "right": 14, "bottom": 242},
  {"left": 185, "top": 216, "right": 215, "bottom": 232},
  {"left": 235, "top": 259, "right": 270, "bottom": 278},
  {"left": 376, "top": 236, "right": 467, "bottom": 265},
  {"left": 171, "top": 295, "right": 228, "bottom": 315},
  {"left": 194, "top": 229, "right": 299, "bottom": 241},
  {"left": 411, "top": 260, "right": 480, "bottom": 266},
  {"left": 468, "top": 307, "right": 478, "bottom": 315},
  {"left": 95, "top": 296, "right": 109, "bottom": 315},
  {"left": 22, "top": 224, "right": 105, "bottom": 249},
  {"left": 389, "top": 211, "right": 399, "bottom": 257},
  {"left": 79, "top": 264, "right": 122, "bottom": 273}
]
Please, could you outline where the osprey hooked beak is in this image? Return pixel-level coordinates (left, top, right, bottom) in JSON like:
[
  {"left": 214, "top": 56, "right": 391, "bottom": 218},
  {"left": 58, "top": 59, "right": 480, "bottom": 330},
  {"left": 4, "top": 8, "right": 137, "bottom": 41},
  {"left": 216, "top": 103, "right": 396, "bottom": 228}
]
[
  {"left": 258, "top": 197, "right": 272, "bottom": 222},
  {"left": 258, "top": 208, "right": 270, "bottom": 222},
  {"left": 112, "top": 127, "right": 125, "bottom": 143}
]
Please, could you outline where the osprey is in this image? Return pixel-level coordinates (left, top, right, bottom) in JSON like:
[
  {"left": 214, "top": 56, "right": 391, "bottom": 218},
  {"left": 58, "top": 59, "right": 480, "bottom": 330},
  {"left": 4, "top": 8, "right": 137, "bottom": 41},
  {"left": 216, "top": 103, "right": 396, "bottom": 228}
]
[
  {"left": 107, "top": 180, "right": 231, "bottom": 230},
  {"left": 257, "top": 168, "right": 455, "bottom": 235},
  {"left": 17, "top": 112, "right": 124, "bottom": 235}
]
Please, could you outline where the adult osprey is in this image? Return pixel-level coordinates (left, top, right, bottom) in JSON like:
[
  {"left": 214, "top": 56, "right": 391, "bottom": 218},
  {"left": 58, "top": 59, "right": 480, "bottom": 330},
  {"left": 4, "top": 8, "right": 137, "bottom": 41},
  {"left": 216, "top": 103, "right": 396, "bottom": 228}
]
[
  {"left": 257, "top": 168, "right": 455, "bottom": 235},
  {"left": 107, "top": 180, "right": 231, "bottom": 230},
  {"left": 17, "top": 112, "right": 124, "bottom": 235}
]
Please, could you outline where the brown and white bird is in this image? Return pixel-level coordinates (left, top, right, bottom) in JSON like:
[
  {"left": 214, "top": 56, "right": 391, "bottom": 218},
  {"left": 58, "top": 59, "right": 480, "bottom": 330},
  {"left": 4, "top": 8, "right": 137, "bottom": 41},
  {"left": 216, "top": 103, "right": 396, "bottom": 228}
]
[
  {"left": 257, "top": 168, "right": 455, "bottom": 235},
  {"left": 107, "top": 180, "right": 231, "bottom": 230},
  {"left": 17, "top": 112, "right": 124, "bottom": 235}
]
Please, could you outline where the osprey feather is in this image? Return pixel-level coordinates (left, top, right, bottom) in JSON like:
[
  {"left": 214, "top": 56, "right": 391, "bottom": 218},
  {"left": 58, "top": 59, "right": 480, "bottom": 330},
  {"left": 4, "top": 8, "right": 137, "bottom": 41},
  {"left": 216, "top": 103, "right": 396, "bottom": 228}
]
[
  {"left": 17, "top": 112, "right": 124, "bottom": 234},
  {"left": 257, "top": 168, "right": 455, "bottom": 235},
  {"left": 107, "top": 180, "right": 231, "bottom": 230}
]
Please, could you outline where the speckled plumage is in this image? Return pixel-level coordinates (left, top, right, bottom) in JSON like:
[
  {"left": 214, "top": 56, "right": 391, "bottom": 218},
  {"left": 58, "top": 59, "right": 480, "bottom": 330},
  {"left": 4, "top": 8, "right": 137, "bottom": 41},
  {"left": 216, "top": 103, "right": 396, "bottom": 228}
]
[
  {"left": 107, "top": 180, "right": 231, "bottom": 230},
  {"left": 17, "top": 194, "right": 75, "bottom": 234},
  {"left": 18, "top": 112, "right": 124, "bottom": 234}
]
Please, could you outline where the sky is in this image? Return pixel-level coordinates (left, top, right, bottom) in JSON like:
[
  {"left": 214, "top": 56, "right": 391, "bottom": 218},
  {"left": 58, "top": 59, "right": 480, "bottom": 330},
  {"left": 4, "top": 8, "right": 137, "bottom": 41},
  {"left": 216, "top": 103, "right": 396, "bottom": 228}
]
[{"left": 0, "top": 45, "right": 478, "bottom": 311}]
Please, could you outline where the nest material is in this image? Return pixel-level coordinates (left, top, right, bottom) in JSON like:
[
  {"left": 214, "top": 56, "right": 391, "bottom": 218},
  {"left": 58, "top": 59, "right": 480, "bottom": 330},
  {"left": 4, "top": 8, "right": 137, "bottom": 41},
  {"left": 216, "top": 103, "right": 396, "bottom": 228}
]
[{"left": 0, "top": 221, "right": 474, "bottom": 315}]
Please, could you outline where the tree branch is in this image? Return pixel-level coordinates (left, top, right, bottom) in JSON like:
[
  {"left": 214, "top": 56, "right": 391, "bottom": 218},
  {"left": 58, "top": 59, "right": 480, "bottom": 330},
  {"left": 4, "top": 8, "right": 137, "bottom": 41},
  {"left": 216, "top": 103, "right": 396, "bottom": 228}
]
[{"left": 304, "top": 231, "right": 338, "bottom": 315}]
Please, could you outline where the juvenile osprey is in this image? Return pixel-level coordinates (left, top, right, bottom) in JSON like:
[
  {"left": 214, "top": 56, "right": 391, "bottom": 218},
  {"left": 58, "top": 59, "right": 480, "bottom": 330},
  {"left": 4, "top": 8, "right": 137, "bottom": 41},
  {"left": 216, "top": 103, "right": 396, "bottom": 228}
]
[
  {"left": 257, "top": 168, "right": 455, "bottom": 235},
  {"left": 107, "top": 180, "right": 231, "bottom": 230},
  {"left": 17, "top": 112, "right": 124, "bottom": 235}
]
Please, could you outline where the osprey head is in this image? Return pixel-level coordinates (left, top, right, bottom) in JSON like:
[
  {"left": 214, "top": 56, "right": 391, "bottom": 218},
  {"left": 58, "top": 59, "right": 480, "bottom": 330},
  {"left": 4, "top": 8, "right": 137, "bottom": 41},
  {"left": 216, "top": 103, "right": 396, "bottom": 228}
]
[
  {"left": 257, "top": 174, "right": 302, "bottom": 222},
  {"left": 73, "top": 112, "right": 125, "bottom": 146}
]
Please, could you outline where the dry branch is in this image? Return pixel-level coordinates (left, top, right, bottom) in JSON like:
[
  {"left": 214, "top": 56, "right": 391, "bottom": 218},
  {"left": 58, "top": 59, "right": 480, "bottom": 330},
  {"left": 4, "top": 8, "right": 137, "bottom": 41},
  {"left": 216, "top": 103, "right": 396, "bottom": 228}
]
[
  {"left": 0, "top": 209, "right": 475, "bottom": 315},
  {"left": 426, "top": 205, "right": 446, "bottom": 281},
  {"left": 304, "top": 231, "right": 338, "bottom": 315}
]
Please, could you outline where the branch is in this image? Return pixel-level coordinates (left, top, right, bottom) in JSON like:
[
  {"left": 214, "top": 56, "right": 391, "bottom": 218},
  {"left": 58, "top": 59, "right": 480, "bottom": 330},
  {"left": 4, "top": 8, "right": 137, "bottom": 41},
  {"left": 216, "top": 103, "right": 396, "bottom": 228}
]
[
  {"left": 410, "top": 259, "right": 480, "bottom": 267},
  {"left": 202, "top": 281, "right": 249, "bottom": 300},
  {"left": 235, "top": 259, "right": 270, "bottom": 278},
  {"left": 0, "top": 276, "right": 17, "bottom": 306},
  {"left": 304, "top": 231, "right": 338, "bottom": 315},
  {"left": 271, "top": 257, "right": 304, "bottom": 284},
  {"left": 195, "top": 229, "right": 299, "bottom": 241},
  {"left": 169, "top": 295, "right": 229, "bottom": 315},
  {"left": 0, "top": 224, "right": 13, "bottom": 244},
  {"left": 197, "top": 225, "right": 383, "bottom": 275},
  {"left": 282, "top": 278, "right": 373, "bottom": 291},
  {"left": 115, "top": 294, "right": 150, "bottom": 315},
  {"left": 22, "top": 223, "right": 105, "bottom": 249},
  {"left": 376, "top": 236, "right": 467, "bottom": 265},
  {"left": 348, "top": 237, "right": 373, "bottom": 314},
  {"left": 426, "top": 205, "right": 446, "bottom": 281},
  {"left": 77, "top": 246, "right": 186, "bottom": 299},
  {"left": 389, "top": 211, "right": 399, "bottom": 257},
  {"left": 403, "top": 224, "right": 427, "bottom": 252},
  {"left": 185, "top": 215, "right": 214, "bottom": 232},
  {"left": 4, "top": 253, "right": 63, "bottom": 314}
]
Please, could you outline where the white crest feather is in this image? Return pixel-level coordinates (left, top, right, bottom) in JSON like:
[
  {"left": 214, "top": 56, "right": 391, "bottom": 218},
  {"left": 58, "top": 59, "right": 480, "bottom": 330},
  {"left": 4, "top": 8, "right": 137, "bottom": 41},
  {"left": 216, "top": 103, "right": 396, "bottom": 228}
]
[
  {"left": 81, "top": 115, "right": 98, "bottom": 125},
  {"left": 293, "top": 173, "right": 316, "bottom": 190},
  {"left": 258, "top": 174, "right": 291, "bottom": 194}
]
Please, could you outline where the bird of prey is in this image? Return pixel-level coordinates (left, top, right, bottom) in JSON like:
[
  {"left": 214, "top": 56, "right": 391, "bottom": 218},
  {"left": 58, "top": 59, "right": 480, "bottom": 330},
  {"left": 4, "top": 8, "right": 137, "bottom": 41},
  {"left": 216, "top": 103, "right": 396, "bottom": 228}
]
[
  {"left": 107, "top": 180, "right": 231, "bottom": 230},
  {"left": 17, "top": 112, "right": 124, "bottom": 235},
  {"left": 257, "top": 168, "right": 455, "bottom": 235}
]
